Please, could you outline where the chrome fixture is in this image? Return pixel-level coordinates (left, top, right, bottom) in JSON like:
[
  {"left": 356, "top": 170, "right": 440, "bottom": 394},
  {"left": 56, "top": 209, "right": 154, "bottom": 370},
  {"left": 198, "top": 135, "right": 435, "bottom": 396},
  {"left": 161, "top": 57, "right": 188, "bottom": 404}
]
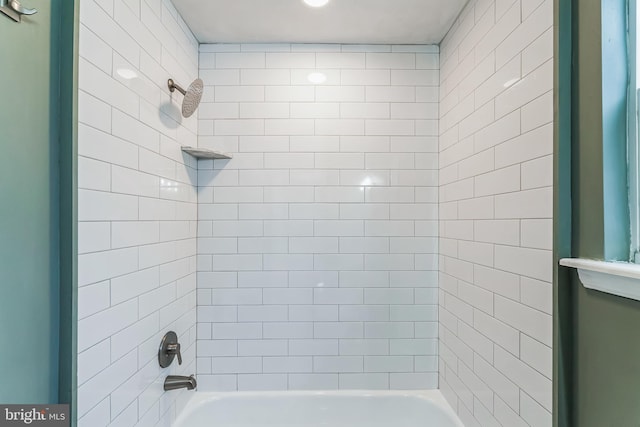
[
  {"left": 164, "top": 375, "right": 197, "bottom": 391},
  {"left": 158, "top": 331, "right": 182, "bottom": 368},
  {"left": 167, "top": 78, "right": 204, "bottom": 118},
  {"left": 0, "top": 0, "right": 36, "bottom": 22}
]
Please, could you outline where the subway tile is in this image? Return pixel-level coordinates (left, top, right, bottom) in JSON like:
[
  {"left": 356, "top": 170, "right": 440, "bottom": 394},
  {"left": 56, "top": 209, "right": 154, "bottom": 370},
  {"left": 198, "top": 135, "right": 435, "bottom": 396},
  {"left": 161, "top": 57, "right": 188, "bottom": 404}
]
[
  {"left": 340, "top": 237, "right": 389, "bottom": 254},
  {"left": 495, "top": 296, "right": 552, "bottom": 346},
  {"left": 521, "top": 334, "right": 552, "bottom": 379},
  {"left": 264, "top": 186, "right": 315, "bottom": 203},
  {"left": 390, "top": 339, "right": 437, "bottom": 356},
  {"left": 291, "top": 136, "right": 341, "bottom": 152},
  {"left": 263, "top": 357, "right": 312, "bottom": 373},
  {"left": 315, "top": 187, "right": 365, "bottom": 203},
  {"left": 238, "top": 374, "right": 288, "bottom": 391},
  {"left": 521, "top": 390, "right": 552, "bottom": 427},
  {"left": 341, "top": 69, "right": 391, "bottom": 85},
  {"left": 288, "top": 374, "right": 339, "bottom": 390},
  {"left": 366, "top": 120, "right": 415, "bottom": 136},
  {"left": 339, "top": 305, "right": 389, "bottom": 322},
  {"left": 366, "top": 86, "right": 415, "bottom": 102},
  {"left": 291, "top": 69, "right": 341, "bottom": 85},
  {"left": 212, "top": 323, "right": 262, "bottom": 340},
  {"left": 238, "top": 271, "right": 287, "bottom": 288},
  {"left": 265, "top": 86, "right": 315, "bottom": 102},
  {"left": 314, "top": 288, "right": 364, "bottom": 305},
  {"left": 494, "top": 347, "right": 552, "bottom": 411},
  {"left": 264, "top": 220, "right": 314, "bottom": 236},
  {"left": 340, "top": 339, "right": 389, "bottom": 356},
  {"left": 264, "top": 153, "right": 315, "bottom": 169},
  {"left": 339, "top": 373, "right": 389, "bottom": 390},
  {"left": 316, "top": 86, "right": 365, "bottom": 102},
  {"left": 77, "top": 351, "right": 137, "bottom": 417},
  {"left": 263, "top": 254, "right": 314, "bottom": 271},
  {"left": 390, "top": 303, "right": 437, "bottom": 323},
  {"left": 78, "top": 222, "right": 111, "bottom": 254},
  {"left": 263, "top": 322, "right": 314, "bottom": 339},
  {"left": 367, "top": 53, "right": 416, "bottom": 69},
  {"left": 199, "top": 340, "right": 238, "bottom": 357},
  {"left": 211, "top": 357, "right": 262, "bottom": 374},
  {"left": 78, "top": 157, "right": 111, "bottom": 192},
  {"left": 392, "top": 70, "right": 438, "bottom": 86},
  {"left": 316, "top": 53, "right": 365, "bottom": 69},
  {"left": 263, "top": 288, "right": 313, "bottom": 305},
  {"left": 289, "top": 237, "right": 339, "bottom": 253},
  {"left": 74, "top": 16, "right": 549, "bottom": 409},
  {"left": 314, "top": 356, "right": 363, "bottom": 373},
  {"left": 79, "top": 5, "right": 201, "bottom": 422},
  {"left": 314, "top": 322, "right": 364, "bottom": 339},
  {"left": 290, "top": 103, "right": 340, "bottom": 119},
  {"left": 216, "top": 52, "right": 265, "bottom": 68},
  {"left": 290, "top": 170, "right": 340, "bottom": 186},
  {"left": 239, "top": 102, "right": 290, "bottom": 119},
  {"left": 265, "top": 119, "right": 315, "bottom": 136},
  {"left": 315, "top": 153, "right": 365, "bottom": 169},
  {"left": 521, "top": 277, "right": 552, "bottom": 315},
  {"left": 364, "top": 356, "right": 413, "bottom": 373},
  {"left": 341, "top": 103, "right": 390, "bottom": 119},
  {"left": 390, "top": 373, "right": 438, "bottom": 389},
  {"left": 436, "top": 2, "right": 553, "bottom": 421},
  {"left": 289, "top": 305, "right": 339, "bottom": 322},
  {"left": 289, "top": 203, "right": 340, "bottom": 220},
  {"left": 238, "top": 136, "right": 289, "bottom": 153},
  {"left": 340, "top": 271, "right": 390, "bottom": 287},
  {"left": 238, "top": 203, "right": 289, "bottom": 220},
  {"left": 78, "top": 300, "right": 138, "bottom": 352},
  {"left": 289, "top": 339, "right": 340, "bottom": 356},
  {"left": 240, "top": 69, "right": 290, "bottom": 86},
  {"left": 238, "top": 340, "right": 288, "bottom": 356},
  {"left": 78, "top": 281, "right": 110, "bottom": 320},
  {"left": 198, "top": 306, "right": 238, "bottom": 323},
  {"left": 79, "top": 190, "right": 138, "bottom": 222},
  {"left": 266, "top": 53, "right": 315, "bottom": 68}
]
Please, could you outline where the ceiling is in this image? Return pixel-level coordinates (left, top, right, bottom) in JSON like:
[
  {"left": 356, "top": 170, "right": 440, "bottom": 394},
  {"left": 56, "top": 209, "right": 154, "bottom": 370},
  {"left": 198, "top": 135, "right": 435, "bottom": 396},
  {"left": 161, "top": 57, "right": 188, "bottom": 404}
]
[{"left": 171, "top": 0, "right": 468, "bottom": 45}]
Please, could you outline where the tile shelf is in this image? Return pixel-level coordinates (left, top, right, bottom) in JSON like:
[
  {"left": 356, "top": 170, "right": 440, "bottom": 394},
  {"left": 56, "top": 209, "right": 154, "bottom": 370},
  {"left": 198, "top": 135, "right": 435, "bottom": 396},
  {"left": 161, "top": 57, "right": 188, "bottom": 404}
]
[{"left": 181, "top": 146, "right": 233, "bottom": 160}]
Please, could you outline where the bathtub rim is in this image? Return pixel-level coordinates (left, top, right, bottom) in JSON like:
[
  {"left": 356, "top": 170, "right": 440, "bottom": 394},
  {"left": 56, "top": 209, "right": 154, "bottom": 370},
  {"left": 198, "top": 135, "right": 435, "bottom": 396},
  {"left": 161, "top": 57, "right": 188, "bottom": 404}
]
[{"left": 173, "top": 389, "right": 463, "bottom": 427}]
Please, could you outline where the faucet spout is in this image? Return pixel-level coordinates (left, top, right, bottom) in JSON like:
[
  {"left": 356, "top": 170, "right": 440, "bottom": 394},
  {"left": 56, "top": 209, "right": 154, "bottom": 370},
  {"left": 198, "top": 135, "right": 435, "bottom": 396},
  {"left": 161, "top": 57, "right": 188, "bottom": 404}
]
[{"left": 164, "top": 374, "right": 197, "bottom": 391}]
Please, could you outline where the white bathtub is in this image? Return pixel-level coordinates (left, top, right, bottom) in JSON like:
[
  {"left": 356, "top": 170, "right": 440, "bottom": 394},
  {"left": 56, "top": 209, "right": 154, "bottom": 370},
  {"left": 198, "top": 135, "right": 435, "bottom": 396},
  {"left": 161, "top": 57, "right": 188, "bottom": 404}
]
[{"left": 172, "top": 390, "right": 464, "bottom": 427}]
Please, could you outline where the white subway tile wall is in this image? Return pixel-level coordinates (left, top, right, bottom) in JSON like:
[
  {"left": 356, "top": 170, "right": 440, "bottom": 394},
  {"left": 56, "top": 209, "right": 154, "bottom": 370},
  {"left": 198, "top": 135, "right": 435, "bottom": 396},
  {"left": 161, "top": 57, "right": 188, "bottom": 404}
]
[
  {"left": 77, "top": 0, "right": 199, "bottom": 426},
  {"left": 438, "top": 1, "right": 553, "bottom": 426},
  {"left": 197, "top": 43, "right": 439, "bottom": 391}
]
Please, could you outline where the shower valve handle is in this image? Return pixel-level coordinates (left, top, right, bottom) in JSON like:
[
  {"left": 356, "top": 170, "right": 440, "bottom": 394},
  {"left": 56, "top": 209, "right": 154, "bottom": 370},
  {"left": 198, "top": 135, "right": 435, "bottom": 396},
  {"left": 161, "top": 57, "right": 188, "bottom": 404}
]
[
  {"left": 167, "top": 343, "right": 182, "bottom": 365},
  {"left": 158, "top": 331, "right": 183, "bottom": 368}
]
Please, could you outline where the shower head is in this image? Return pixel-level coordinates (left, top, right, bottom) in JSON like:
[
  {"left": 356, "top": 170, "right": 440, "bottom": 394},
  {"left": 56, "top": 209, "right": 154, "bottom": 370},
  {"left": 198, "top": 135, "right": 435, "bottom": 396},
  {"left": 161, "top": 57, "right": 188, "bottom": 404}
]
[{"left": 167, "top": 78, "right": 204, "bottom": 118}]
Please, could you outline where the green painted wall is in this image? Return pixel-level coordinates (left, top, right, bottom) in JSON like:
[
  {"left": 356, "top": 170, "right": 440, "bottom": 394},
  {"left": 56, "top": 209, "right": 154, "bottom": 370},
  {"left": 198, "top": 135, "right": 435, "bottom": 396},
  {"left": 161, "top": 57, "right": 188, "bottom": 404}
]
[
  {"left": 0, "top": 0, "right": 76, "bottom": 410},
  {"left": 555, "top": 0, "right": 640, "bottom": 425},
  {"left": 571, "top": 279, "right": 640, "bottom": 426},
  {"left": 553, "top": 0, "right": 573, "bottom": 424}
]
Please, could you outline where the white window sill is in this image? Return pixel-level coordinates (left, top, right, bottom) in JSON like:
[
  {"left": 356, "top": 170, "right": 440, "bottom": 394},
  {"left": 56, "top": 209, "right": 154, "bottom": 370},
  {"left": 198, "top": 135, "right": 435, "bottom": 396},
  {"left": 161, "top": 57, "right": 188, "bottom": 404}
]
[{"left": 559, "top": 258, "right": 640, "bottom": 301}]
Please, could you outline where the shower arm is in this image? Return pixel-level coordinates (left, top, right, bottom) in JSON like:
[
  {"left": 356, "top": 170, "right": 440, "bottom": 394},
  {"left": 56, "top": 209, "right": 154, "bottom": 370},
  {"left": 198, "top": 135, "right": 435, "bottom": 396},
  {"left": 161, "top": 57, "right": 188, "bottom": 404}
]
[{"left": 168, "top": 79, "right": 187, "bottom": 96}]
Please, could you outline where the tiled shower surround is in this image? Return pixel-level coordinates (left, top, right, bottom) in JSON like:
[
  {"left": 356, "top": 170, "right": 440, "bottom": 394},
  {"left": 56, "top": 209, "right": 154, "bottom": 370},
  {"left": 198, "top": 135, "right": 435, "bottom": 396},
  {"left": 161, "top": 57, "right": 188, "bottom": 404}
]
[
  {"left": 438, "top": 0, "right": 553, "bottom": 426},
  {"left": 74, "top": 0, "right": 556, "bottom": 425},
  {"left": 195, "top": 44, "right": 440, "bottom": 391},
  {"left": 77, "top": 0, "right": 199, "bottom": 425}
]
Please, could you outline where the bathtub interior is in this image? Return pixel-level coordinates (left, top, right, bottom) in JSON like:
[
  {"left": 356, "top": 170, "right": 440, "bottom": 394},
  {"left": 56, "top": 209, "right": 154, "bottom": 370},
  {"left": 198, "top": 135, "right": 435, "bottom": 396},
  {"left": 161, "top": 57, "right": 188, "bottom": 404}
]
[{"left": 172, "top": 391, "right": 464, "bottom": 427}]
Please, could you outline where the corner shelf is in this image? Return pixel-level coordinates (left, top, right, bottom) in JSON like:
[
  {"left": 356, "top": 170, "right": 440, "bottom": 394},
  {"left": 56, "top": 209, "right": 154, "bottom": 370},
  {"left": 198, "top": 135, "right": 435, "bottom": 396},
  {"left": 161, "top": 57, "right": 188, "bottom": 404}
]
[{"left": 181, "top": 146, "right": 233, "bottom": 160}]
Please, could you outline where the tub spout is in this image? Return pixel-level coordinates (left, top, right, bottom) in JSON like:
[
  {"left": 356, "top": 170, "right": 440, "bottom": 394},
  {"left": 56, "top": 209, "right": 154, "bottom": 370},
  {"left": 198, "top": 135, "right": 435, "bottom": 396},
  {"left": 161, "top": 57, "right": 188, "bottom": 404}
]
[{"left": 164, "top": 374, "right": 197, "bottom": 391}]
